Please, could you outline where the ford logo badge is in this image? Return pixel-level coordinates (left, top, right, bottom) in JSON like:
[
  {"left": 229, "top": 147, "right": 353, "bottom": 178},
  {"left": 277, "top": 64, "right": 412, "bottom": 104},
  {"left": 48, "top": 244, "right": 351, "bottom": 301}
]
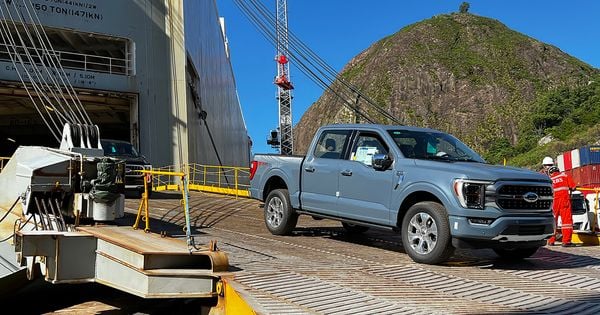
[{"left": 523, "top": 192, "right": 539, "bottom": 203}]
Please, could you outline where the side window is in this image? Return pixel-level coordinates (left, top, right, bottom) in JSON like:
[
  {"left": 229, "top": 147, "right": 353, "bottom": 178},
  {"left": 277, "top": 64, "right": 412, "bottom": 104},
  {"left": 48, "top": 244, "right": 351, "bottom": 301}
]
[
  {"left": 313, "top": 130, "right": 351, "bottom": 159},
  {"left": 349, "top": 133, "right": 389, "bottom": 166}
]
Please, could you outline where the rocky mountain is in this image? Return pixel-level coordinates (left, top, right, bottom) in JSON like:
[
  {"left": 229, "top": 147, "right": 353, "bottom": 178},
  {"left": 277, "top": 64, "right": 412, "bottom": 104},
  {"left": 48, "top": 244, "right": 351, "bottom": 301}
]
[{"left": 293, "top": 12, "right": 599, "bottom": 164}]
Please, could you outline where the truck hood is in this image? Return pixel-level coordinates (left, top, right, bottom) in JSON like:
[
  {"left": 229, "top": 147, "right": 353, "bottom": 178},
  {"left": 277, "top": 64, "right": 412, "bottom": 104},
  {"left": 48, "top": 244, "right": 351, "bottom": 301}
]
[{"left": 414, "top": 160, "right": 549, "bottom": 182}]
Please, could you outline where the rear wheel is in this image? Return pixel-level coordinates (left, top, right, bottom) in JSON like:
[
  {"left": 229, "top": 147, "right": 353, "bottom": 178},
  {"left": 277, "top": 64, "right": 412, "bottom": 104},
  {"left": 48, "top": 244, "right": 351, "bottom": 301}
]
[
  {"left": 342, "top": 222, "right": 369, "bottom": 234},
  {"left": 401, "top": 201, "right": 454, "bottom": 264},
  {"left": 264, "top": 189, "right": 298, "bottom": 235},
  {"left": 493, "top": 247, "right": 539, "bottom": 260}
]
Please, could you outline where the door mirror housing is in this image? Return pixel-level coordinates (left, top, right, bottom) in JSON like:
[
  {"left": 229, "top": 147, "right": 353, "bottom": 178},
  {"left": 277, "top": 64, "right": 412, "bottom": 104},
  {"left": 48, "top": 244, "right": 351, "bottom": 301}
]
[{"left": 372, "top": 154, "right": 392, "bottom": 171}]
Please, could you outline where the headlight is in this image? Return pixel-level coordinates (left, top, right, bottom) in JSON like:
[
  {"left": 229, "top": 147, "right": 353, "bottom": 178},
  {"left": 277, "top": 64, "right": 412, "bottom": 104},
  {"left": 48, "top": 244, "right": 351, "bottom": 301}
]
[{"left": 453, "top": 179, "right": 492, "bottom": 209}]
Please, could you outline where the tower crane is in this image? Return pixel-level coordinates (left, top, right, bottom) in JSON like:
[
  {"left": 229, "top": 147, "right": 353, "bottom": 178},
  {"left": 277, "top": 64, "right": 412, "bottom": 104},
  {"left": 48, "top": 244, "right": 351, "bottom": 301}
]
[{"left": 267, "top": 0, "right": 294, "bottom": 155}]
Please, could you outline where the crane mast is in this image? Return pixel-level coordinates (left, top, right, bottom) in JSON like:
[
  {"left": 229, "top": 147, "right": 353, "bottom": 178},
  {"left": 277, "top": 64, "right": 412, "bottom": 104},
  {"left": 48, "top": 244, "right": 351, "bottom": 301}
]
[{"left": 273, "top": 0, "right": 293, "bottom": 155}]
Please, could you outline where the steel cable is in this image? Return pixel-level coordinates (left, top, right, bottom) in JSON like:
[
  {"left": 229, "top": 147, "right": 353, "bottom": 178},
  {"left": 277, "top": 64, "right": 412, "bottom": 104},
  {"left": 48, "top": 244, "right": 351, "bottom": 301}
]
[
  {"left": 0, "top": 5, "right": 61, "bottom": 141},
  {"left": 7, "top": 1, "right": 78, "bottom": 125},
  {"left": 233, "top": 0, "right": 376, "bottom": 123},
  {"left": 241, "top": 0, "right": 401, "bottom": 125},
  {"left": 22, "top": 0, "right": 92, "bottom": 125}
]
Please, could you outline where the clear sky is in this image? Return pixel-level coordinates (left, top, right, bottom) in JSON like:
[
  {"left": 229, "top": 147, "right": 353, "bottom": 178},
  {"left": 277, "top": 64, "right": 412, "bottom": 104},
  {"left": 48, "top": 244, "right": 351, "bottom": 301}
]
[{"left": 216, "top": 0, "right": 600, "bottom": 156}]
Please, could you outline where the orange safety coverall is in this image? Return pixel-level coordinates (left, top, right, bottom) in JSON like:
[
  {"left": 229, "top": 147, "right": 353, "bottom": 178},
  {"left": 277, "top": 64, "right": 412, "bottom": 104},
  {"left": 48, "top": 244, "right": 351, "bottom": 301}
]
[{"left": 548, "top": 172, "right": 576, "bottom": 245}]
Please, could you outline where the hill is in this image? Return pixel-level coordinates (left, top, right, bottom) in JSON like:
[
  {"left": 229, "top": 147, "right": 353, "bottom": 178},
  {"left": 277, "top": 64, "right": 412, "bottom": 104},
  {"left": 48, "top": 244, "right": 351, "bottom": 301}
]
[{"left": 293, "top": 12, "right": 599, "bottom": 168}]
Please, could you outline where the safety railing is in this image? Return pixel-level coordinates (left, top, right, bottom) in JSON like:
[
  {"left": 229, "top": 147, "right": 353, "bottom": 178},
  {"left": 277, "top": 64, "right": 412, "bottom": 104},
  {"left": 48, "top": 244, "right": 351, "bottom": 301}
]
[
  {"left": 152, "top": 164, "right": 250, "bottom": 198},
  {"left": 0, "top": 157, "right": 9, "bottom": 173},
  {"left": 0, "top": 42, "right": 131, "bottom": 75}
]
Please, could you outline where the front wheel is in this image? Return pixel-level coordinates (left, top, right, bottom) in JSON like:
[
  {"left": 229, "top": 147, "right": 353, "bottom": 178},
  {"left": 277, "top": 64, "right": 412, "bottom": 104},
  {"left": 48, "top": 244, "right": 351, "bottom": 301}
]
[
  {"left": 264, "top": 189, "right": 298, "bottom": 235},
  {"left": 401, "top": 201, "right": 454, "bottom": 264},
  {"left": 493, "top": 247, "right": 539, "bottom": 260}
]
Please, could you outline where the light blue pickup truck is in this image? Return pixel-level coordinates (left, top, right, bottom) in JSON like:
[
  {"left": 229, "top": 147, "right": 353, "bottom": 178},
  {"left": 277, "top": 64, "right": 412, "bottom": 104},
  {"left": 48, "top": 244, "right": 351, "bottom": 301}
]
[{"left": 249, "top": 124, "right": 554, "bottom": 264}]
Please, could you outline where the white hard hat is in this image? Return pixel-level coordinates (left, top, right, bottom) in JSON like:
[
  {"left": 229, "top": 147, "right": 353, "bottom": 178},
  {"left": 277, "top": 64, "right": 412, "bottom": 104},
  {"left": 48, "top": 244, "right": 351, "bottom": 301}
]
[{"left": 542, "top": 156, "right": 554, "bottom": 166}]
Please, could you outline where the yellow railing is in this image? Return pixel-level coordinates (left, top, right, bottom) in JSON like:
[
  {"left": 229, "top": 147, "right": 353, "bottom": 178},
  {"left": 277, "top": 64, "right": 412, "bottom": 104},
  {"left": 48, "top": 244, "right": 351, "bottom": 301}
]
[
  {"left": 0, "top": 157, "right": 9, "bottom": 173},
  {"left": 152, "top": 163, "right": 250, "bottom": 198}
]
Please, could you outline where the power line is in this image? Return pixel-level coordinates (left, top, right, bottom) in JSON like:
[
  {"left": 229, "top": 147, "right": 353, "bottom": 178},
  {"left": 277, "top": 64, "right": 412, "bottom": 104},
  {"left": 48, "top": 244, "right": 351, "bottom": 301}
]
[{"left": 236, "top": 0, "right": 401, "bottom": 125}]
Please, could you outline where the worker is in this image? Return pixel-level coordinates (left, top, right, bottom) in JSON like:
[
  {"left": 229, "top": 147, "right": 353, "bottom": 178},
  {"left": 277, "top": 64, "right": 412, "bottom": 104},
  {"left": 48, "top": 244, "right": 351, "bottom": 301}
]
[
  {"left": 547, "top": 166, "right": 577, "bottom": 247},
  {"left": 540, "top": 156, "right": 554, "bottom": 175}
]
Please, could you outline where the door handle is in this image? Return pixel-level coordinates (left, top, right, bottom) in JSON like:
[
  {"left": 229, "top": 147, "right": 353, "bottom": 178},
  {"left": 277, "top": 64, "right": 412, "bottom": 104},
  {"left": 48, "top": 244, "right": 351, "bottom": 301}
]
[
  {"left": 341, "top": 170, "right": 353, "bottom": 176},
  {"left": 305, "top": 166, "right": 315, "bottom": 173}
]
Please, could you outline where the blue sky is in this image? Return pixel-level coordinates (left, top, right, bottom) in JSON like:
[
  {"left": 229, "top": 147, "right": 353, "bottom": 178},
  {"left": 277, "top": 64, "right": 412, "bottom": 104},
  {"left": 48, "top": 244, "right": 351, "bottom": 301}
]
[{"left": 216, "top": 0, "right": 600, "bottom": 155}]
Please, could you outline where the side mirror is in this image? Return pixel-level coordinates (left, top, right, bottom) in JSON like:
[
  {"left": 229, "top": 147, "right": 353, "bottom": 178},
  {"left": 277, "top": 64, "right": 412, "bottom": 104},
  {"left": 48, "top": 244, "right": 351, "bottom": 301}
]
[{"left": 372, "top": 154, "right": 392, "bottom": 171}]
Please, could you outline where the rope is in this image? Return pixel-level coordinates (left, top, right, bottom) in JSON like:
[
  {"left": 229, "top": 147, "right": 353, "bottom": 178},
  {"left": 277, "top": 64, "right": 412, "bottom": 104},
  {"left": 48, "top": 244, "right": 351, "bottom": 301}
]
[
  {"left": 0, "top": 198, "right": 19, "bottom": 223},
  {"left": 0, "top": 215, "right": 33, "bottom": 243}
]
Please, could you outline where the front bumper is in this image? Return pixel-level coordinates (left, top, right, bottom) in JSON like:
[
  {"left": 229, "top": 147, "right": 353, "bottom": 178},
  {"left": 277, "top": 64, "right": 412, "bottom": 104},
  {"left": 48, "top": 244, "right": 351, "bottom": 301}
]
[{"left": 449, "top": 214, "right": 554, "bottom": 245}]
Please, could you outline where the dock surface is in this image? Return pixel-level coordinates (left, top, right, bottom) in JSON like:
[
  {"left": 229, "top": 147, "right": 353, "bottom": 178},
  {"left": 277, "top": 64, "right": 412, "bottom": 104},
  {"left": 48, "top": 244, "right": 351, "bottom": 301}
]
[{"left": 9, "top": 191, "right": 600, "bottom": 314}]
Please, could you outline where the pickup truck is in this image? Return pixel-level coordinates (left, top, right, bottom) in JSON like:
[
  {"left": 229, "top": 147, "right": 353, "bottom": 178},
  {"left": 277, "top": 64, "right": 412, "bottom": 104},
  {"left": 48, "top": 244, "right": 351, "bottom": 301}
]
[
  {"left": 101, "top": 139, "right": 153, "bottom": 197},
  {"left": 249, "top": 124, "right": 554, "bottom": 264}
]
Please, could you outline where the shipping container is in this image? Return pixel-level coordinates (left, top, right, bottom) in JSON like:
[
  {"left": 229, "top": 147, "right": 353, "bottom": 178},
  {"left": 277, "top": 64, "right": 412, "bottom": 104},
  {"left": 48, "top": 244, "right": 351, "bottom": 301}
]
[
  {"left": 571, "top": 149, "right": 581, "bottom": 169},
  {"left": 578, "top": 164, "right": 600, "bottom": 187},
  {"left": 579, "top": 145, "right": 600, "bottom": 166},
  {"left": 557, "top": 154, "right": 565, "bottom": 171},
  {"left": 563, "top": 150, "right": 573, "bottom": 171},
  {"left": 566, "top": 168, "right": 581, "bottom": 186}
]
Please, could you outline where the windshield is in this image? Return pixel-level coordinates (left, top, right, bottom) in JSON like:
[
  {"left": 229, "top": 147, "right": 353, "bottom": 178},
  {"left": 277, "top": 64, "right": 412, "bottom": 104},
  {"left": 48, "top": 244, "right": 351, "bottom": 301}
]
[
  {"left": 101, "top": 140, "right": 139, "bottom": 157},
  {"left": 388, "top": 130, "right": 486, "bottom": 163}
]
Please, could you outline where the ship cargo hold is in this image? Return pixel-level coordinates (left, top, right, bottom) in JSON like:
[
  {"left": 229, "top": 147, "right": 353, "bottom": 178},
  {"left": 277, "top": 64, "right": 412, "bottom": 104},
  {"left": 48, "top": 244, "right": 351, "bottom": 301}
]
[{"left": 0, "top": 0, "right": 251, "bottom": 169}]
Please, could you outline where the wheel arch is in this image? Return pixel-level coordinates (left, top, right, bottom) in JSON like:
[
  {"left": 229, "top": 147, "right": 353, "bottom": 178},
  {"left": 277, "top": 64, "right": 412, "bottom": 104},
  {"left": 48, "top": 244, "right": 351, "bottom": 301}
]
[
  {"left": 396, "top": 190, "right": 445, "bottom": 229},
  {"left": 262, "top": 175, "right": 288, "bottom": 201}
]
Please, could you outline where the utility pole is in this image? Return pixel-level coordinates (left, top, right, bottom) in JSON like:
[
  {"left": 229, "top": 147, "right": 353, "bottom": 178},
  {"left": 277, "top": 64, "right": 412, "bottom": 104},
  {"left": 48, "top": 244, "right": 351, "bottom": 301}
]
[{"left": 273, "top": 0, "right": 293, "bottom": 155}]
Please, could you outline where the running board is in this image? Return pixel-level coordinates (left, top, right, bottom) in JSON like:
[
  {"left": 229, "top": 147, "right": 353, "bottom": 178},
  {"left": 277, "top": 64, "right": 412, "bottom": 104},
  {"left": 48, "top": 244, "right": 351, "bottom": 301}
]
[{"left": 15, "top": 226, "right": 228, "bottom": 298}]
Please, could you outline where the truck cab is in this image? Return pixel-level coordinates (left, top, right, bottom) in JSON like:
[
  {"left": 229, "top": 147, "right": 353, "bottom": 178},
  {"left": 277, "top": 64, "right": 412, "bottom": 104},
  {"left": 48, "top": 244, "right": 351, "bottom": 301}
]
[{"left": 100, "top": 139, "right": 152, "bottom": 197}]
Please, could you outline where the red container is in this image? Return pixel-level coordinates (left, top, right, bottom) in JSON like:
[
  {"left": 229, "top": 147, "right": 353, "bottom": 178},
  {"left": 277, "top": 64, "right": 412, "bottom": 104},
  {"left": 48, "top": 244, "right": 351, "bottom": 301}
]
[
  {"left": 578, "top": 164, "right": 600, "bottom": 187},
  {"left": 563, "top": 150, "right": 573, "bottom": 171},
  {"left": 568, "top": 169, "right": 582, "bottom": 186}
]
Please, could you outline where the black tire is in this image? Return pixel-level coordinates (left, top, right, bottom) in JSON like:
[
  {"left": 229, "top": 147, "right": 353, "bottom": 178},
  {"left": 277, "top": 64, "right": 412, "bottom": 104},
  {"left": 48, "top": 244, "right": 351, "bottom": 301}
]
[
  {"left": 264, "top": 189, "right": 298, "bottom": 235},
  {"left": 401, "top": 201, "right": 454, "bottom": 264},
  {"left": 342, "top": 222, "right": 369, "bottom": 234},
  {"left": 493, "top": 247, "right": 539, "bottom": 260}
]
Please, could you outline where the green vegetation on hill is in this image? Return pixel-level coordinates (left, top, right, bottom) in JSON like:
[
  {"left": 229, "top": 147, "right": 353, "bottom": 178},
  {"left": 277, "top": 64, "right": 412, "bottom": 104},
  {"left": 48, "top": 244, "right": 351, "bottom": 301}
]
[{"left": 494, "top": 76, "right": 600, "bottom": 168}]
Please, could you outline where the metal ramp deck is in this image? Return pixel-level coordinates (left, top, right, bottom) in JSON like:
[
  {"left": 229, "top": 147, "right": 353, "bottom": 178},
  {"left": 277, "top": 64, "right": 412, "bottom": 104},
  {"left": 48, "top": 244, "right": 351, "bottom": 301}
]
[{"left": 15, "top": 225, "right": 228, "bottom": 299}]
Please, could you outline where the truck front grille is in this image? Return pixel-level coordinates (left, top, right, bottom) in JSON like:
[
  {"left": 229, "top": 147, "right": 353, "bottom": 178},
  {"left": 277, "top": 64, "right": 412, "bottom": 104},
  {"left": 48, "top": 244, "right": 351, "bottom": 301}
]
[
  {"left": 494, "top": 184, "right": 553, "bottom": 211},
  {"left": 125, "top": 164, "right": 150, "bottom": 185},
  {"left": 497, "top": 199, "right": 552, "bottom": 210}
]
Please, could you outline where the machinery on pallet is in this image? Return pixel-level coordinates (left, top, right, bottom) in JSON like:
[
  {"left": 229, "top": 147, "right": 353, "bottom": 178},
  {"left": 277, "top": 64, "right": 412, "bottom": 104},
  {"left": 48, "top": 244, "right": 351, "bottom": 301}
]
[
  {"left": 0, "top": 123, "right": 228, "bottom": 299},
  {"left": 0, "top": 123, "right": 126, "bottom": 228}
]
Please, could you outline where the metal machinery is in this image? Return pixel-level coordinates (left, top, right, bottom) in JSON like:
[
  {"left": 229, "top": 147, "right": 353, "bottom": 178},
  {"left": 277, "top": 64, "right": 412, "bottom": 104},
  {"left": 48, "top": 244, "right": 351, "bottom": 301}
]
[
  {"left": 0, "top": 0, "right": 228, "bottom": 299},
  {"left": 0, "top": 123, "right": 227, "bottom": 298},
  {"left": 271, "top": 0, "right": 294, "bottom": 155},
  {"left": 0, "top": 123, "right": 125, "bottom": 226}
]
